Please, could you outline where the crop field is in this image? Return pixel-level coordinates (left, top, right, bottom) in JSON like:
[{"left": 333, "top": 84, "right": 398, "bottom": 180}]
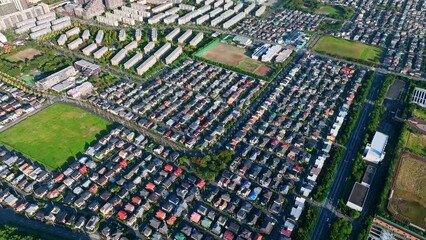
[
  {"left": 388, "top": 152, "right": 426, "bottom": 229},
  {"left": 313, "top": 36, "right": 382, "bottom": 64},
  {"left": 196, "top": 41, "right": 273, "bottom": 77},
  {"left": 7, "top": 48, "right": 42, "bottom": 62},
  {"left": 0, "top": 103, "right": 110, "bottom": 170}
]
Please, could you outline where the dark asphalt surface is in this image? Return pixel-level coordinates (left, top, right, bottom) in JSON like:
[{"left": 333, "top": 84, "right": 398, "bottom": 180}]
[
  {"left": 0, "top": 207, "right": 89, "bottom": 240},
  {"left": 309, "top": 72, "right": 385, "bottom": 240}
]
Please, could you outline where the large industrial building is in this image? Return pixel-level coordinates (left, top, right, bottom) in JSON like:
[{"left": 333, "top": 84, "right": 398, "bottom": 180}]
[
  {"left": 363, "top": 131, "right": 389, "bottom": 164},
  {"left": 346, "top": 165, "right": 376, "bottom": 212}
]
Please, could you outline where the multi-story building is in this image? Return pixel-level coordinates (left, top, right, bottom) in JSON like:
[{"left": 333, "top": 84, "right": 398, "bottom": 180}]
[
  {"left": 0, "top": 3, "right": 49, "bottom": 30},
  {"left": 177, "top": 29, "right": 192, "bottom": 43},
  {"left": 153, "top": 42, "right": 171, "bottom": 59},
  {"left": 111, "top": 48, "right": 127, "bottom": 65},
  {"left": 77, "top": 0, "right": 105, "bottom": 19},
  {"left": 189, "top": 32, "right": 203, "bottom": 46},
  {"left": 136, "top": 55, "right": 156, "bottom": 75},
  {"left": 123, "top": 52, "right": 143, "bottom": 69},
  {"left": 36, "top": 66, "right": 77, "bottom": 90},
  {"left": 93, "top": 46, "right": 108, "bottom": 59},
  {"left": 104, "top": 0, "right": 123, "bottom": 9},
  {"left": 74, "top": 60, "right": 101, "bottom": 76},
  {"left": 0, "top": 0, "right": 18, "bottom": 16},
  {"left": 165, "top": 46, "right": 182, "bottom": 64},
  {"left": 165, "top": 28, "right": 180, "bottom": 41}
]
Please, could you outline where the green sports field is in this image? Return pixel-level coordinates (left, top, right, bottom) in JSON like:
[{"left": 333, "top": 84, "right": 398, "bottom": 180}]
[
  {"left": 313, "top": 36, "right": 383, "bottom": 64},
  {"left": 0, "top": 103, "right": 110, "bottom": 170}
]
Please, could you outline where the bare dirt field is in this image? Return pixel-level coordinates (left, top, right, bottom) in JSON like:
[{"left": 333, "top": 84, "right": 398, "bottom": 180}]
[
  {"left": 388, "top": 152, "right": 426, "bottom": 229},
  {"left": 198, "top": 42, "right": 273, "bottom": 77},
  {"left": 8, "top": 48, "right": 42, "bottom": 62}
]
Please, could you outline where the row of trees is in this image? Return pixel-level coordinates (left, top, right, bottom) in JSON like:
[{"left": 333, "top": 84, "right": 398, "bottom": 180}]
[
  {"left": 279, "top": 0, "right": 354, "bottom": 20},
  {"left": 339, "top": 74, "right": 394, "bottom": 218},
  {"left": 328, "top": 218, "right": 352, "bottom": 240},
  {"left": 311, "top": 71, "right": 375, "bottom": 201},
  {"left": 0, "top": 71, "right": 42, "bottom": 96},
  {"left": 0, "top": 225, "right": 42, "bottom": 240},
  {"left": 292, "top": 204, "right": 320, "bottom": 240}
]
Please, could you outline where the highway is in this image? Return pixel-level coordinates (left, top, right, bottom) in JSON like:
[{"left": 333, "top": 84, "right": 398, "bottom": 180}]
[{"left": 309, "top": 72, "right": 385, "bottom": 240}]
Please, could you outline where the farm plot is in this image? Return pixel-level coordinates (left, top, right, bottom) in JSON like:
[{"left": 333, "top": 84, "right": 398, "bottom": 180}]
[{"left": 388, "top": 152, "right": 426, "bottom": 229}]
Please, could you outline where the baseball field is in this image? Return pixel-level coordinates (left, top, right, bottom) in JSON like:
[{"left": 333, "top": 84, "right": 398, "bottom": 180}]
[{"left": 196, "top": 40, "right": 273, "bottom": 77}]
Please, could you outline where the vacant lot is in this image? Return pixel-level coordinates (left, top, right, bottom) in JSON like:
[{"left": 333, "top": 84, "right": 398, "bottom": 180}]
[
  {"left": 313, "top": 36, "right": 382, "bottom": 64},
  {"left": 388, "top": 153, "right": 426, "bottom": 229},
  {"left": 196, "top": 41, "right": 273, "bottom": 77},
  {"left": 8, "top": 48, "right": 42, "bottom": 62},
  {"left": 0, "top": 103, "right": 110, "bottom": 170}
]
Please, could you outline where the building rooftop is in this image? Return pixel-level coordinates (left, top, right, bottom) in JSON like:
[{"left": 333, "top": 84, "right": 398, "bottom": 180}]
[
  {"left": 364, "top": 131, "right": 389, "bottom": 163},
  {"left": 347, "top": 182, "right": 369, "bottom": 211},
  {"left": 361, "top": 165, "right": 376, "bottom": 187}
]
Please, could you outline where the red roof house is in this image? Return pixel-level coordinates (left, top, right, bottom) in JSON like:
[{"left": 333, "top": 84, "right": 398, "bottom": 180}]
[
  {"left": 174, "top": 167, "right": 183, "bottom": 176},
  {"left": 146, "top": 182, "right": 156, "bottom": 191},
  {"left": 196, "top": 179, "right": 206, "bottom": 189},
  {"left": 118, "top": 210, "right": 127, "bottom": 220},
  {"left": 164, "top": 164, "right": 173, "bottom": 172}
]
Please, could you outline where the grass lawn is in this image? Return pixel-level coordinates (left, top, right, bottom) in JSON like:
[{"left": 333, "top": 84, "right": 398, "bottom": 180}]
[
  {"left": 390, "top": 156, "right": 426, "bottom": 228},
  {"left": 316, "top": 5, "right": 340, "bottom": 15},
  {"left": 413, "top": 107, "right": 426, "bottom": 120},
  {"left": 313, "top": 36, "right": 383, "bottom": 64},
  {"left": 0, "top": 103, "right": 110, "bottom": 170},
  {"left": 315, "top": 5, "right": 354, "bottom": 19},
  {"left": 406, "top": 132, "right": 426, "bottom": 157}
]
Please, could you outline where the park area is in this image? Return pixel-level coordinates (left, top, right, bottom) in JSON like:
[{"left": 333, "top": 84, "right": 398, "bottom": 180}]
[
  {"left": 0, "top": 103, "right": 110, "bottom": 170},
  {"left": 315, "top": 5, "right": 354, "bottom": 19},
  {"left": 313, "top": 36, "right": 382, "bottom": 64},
  {"left": 196, "top": 40, "right": 274, "bottom": 77},
  {"left": 388, "top": 152, "right": 426, "bottom": 229}
]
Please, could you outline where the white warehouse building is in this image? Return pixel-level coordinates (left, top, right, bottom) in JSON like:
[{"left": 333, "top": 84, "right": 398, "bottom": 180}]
[{"left": 362, "top": 131, "right": 389, "bottom": 164}]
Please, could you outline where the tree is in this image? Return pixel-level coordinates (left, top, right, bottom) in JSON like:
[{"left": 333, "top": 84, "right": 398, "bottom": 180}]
[
  {"left": 328, "top": 218, "right": 352, "bottom": 240},
  {"left": 0, "top": 225, "right": 42, "bottom": 240}
]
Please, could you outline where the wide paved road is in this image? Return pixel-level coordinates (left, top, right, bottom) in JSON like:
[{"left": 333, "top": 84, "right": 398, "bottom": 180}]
[
  {"left": 309, "top": 72, "right": 385, "bottom": 240},
  {"left": 0, "top": 207, "right": 89, "bottom": 240}
]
